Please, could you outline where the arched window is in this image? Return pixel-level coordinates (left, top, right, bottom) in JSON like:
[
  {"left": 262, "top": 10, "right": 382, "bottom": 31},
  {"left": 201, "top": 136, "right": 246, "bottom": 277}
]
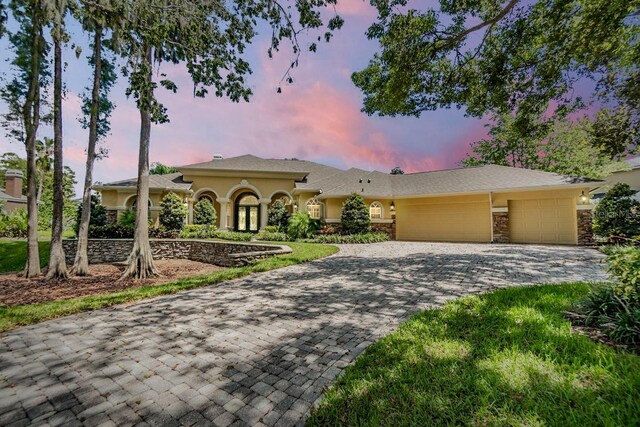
[
  {"left": 306, "top": 198, "right": 322, "bottom": 219},
  {"left": 129, "top": 196, "right": 152, "bottom": 210},
  {"left": 370, "top": 201, "right": 383, "bottom": 219},
  {"left": 198, "top": 194, "right": 214, "bottom": 203}
]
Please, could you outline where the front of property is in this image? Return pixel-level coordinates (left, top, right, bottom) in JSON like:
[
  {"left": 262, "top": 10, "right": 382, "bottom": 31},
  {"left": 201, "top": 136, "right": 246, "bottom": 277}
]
[{"left": 95, "top": 155, "right": 597, "bottom": 245}]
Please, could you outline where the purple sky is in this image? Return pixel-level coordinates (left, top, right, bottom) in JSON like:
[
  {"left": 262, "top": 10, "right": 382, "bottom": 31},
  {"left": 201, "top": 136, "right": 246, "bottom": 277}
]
[{"left": 0, "top": 2, "right": 570, "bottom": 195}]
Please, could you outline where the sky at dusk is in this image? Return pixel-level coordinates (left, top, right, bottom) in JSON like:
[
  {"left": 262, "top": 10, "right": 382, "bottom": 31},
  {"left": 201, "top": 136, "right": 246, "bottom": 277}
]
[{"left": 0, "top": 1, "right": 588, "bottom": 196}]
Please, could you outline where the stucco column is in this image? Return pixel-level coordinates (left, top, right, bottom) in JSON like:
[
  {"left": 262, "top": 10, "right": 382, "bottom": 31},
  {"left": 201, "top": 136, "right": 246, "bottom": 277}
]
[
  {"left": 218, "top": 197, "right": 230, "bottom": 230},
  {"left": 259, "top": 198, "right": 270, "bottom": 231},
  {"left": 187, "top": 198, "right": 195, "bottom": 225}
]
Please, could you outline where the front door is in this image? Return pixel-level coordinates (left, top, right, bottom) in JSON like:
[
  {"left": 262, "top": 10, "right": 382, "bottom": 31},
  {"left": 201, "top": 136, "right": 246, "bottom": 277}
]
[{"left": 235, "top": 193, "right": 260, "bottom": 232}]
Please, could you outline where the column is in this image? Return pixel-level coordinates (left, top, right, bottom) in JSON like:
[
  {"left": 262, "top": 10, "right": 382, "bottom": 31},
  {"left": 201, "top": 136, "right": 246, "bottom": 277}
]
[
  {"left": 218, "top": 197, "right": 230, "bottom": 230},
  {"left": 259, "top": 198, "right": 270, "bottom": 231},
  {"left": 187, "top": 198, "right": 195, "bottom": 225}
]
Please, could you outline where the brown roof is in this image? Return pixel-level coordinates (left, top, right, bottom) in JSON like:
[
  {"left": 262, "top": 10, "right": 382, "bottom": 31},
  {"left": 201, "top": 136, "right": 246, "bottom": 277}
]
[
  {"left": 0, "top": 189, "right": 27, "bottom": 203},
  {"left": 98, "top": 155, "right": 598, "bottom": 197}
]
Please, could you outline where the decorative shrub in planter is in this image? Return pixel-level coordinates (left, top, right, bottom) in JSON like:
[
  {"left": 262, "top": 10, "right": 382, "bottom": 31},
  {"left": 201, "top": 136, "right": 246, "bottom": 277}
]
[
  {"left": 193, "top": 198, "right": 217, "bottom": 225},
  {"left": 160, "top": 192, "right": 187, "bottom": 231}
]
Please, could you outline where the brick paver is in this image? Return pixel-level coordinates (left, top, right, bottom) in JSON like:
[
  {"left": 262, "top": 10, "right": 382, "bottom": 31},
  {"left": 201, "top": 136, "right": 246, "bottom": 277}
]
[{"left": 0, "top": 242, "right": 607, "bottom": 426}]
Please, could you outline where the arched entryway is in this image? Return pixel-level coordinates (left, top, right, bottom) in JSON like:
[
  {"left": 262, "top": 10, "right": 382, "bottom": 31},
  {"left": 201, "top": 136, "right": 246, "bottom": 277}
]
[{"left": 234, "top": 192, "right": 260, "bottom": 232}]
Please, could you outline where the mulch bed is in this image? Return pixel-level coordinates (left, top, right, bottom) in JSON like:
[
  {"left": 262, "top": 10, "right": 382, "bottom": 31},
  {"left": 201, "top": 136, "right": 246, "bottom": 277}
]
[
  {"left": 565, "top": 311, "right": 640, "bottom": 355},
  {"left": 0, "top": 259, "right": 223, "bottom": 307}
]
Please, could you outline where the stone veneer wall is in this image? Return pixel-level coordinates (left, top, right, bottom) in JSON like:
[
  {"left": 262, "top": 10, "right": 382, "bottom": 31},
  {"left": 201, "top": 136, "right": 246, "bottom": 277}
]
[
  {"left": 105, "top": 209, "right": 118, "bottom": 224},
  {"left": 371, "top": 221, "right": 396, "bottom": 240},
  {"left": 62, "top": 239, "right": 292, "bottom": 268},
  {"left": 492, "top": 212, "right": 509, "bottom": 243},
  {"left": 577, "top": 209, "right": 595, "bottom": 246}
]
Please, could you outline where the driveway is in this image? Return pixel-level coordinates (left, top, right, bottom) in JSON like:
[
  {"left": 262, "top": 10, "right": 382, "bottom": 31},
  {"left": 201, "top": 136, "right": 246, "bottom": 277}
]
[{"left": 0, "top": 242, "right": 607, "bottom": 426}]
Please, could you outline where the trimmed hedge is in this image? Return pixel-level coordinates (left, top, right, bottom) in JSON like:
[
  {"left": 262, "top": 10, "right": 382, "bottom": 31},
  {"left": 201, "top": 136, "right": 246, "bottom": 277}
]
[
  {"left": 180, "top": 224, "right": 218, "bottom": 239},
  {"left": 309, "top": 232, "right": 389, "bottom": 244},
  {"left": 255, "top": 231, "right": 292, "bottom": 242}
]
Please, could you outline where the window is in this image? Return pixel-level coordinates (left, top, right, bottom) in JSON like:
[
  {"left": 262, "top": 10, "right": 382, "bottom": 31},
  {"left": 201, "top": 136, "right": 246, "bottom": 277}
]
[
  {"left": 198, "top": 194, "right": 214, "bottom": 203},
  {"left": 307, "top": 198, "right": 322, "bottom": 219},
  {"left": 370, "top": 201, "right": 383, "bottom": 219}
]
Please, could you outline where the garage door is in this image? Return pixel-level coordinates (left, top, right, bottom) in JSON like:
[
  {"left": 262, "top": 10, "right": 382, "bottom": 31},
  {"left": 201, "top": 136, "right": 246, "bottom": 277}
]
[
  {"left": 396, "top": 200, "right": 491, "bottom": 242},
  {"left": 509, "top": 198, "right": 576, "bottom": 244}
]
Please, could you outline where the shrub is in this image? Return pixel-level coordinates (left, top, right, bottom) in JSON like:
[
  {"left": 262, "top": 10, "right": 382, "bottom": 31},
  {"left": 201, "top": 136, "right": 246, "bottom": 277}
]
[
  {"left": 593, "top": 183, "right": 640, "bottom": 242},
  {"left": 288, "top": 212, "right": 320, "bottom": 239},
  {"left": 74, "top": 194, "right": 107, "bottom": 236},
  {"left": 216, "top": 231, "right": 253, "bottom": 242},
  {"left": 606, "top": 246, "right": 640, "bottom": 299},
  {"left": 310, "top": 232, "right": 389, "bottom": 244},
  {"left": 255, "top": 231, "right": 292, "bottom": 242},
  {"left": 88, "top": 223, "right": 134, "bottom": 239},
  {"left": 149, "top": 227, "right": 180, "bottom": 239},
  {"left": 180, "top": 224, "right": 218, "bottom": 239},
  {"left": 268, "top": 199, "right": 290, "bottom": 231},
  {"left": 319, "top": 224, "right": 339, "bottom": 235},
  {"left": 119, "top": 210, "right": 136, "bottom": 228},
  {"left": 341, "top": 193, "right": 371, "bottom": 235},
  {"left": 0, "top": 208, "right": 28, "bottom": 238},
  {"left": 264, "top": 225, "right": 280, "bottom": 233},
  {"left": 160, "top": 192, "right": 187, "bottom": 231},
  {"left": 193, "top": 198, "right": 217, "bottom": 225}
]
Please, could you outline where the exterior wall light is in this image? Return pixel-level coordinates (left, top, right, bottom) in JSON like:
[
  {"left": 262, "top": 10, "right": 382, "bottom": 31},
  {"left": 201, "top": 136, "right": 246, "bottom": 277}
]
[
  {"left": 390, "top": 201, "right": 396, "bottom": 217},
  {"left": 579, "top": 191, "right": 589, "bottom": 204}
]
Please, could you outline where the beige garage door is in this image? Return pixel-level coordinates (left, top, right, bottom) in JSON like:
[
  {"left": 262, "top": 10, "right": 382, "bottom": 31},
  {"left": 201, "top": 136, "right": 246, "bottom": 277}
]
[
  {"left": 396, "top": 200, "right": 491, "bottom": 242},
  {"left": 509, "top": 198, "right": 576, "bottom": 244}
]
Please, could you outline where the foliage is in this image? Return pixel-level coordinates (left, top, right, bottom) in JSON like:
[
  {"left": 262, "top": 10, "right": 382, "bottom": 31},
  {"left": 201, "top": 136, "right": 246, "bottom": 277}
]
[
  {"left": 159, "top": 192, "right": 186, "bottom": 231},
  {"left": 255, "top": 231, "right": 292, "bottom": 242},
  {"left": 118, "top": 210, "right": 136, "bottom": 229},
  {"left": 0, "top": 208, "right": 28, "bottom": 238},
  {"left": 288, "top": 211, "right": 321, "bottom": 239},
  {"left": 341, "top": 194, "right": 371, "bottom": 235},
  {"left": 606, "top": 246, "right": 640, "bottom": 300},
  {"left": 0, "top": 241, "right": 338, "bottom": 332},
  {"left": 319, "top": 224, "right": 338, "bottom": 235},
  {"left": 148, "top": 227, "right": 179, "bottom": 239},
  {"left": 267, "top": 199, "right": 290, "bottom": 231},
  {"left": 462, "top": 113, "right": 628, "bottom": 178},
  {"left": 73, "top": 194, "right": 106, "bottom": 236},
  {"left": 593, "top": 184, "right": 640, "bottom": 241},
  {"left": 37, "top": 166, "right": 77, "bottom": 231},
  {"left": 352, "top": 0, "right": 638, "bottom": 132},
  {"left": 216, "top": 231, "right": 253, "bottom": 242},
  {"left": 193, "top": 198, "right": 217, "bottom": 225},
  {"left": 390, "top": 167, "right": 404, "bottom": 175},
  {"left": 590, "top": 107, "right": 639, "bottom": 161},
  {"left": 309, "top": 284, "right": 640, "bottom": 426},
  {"left": 310, "top": 232, "right": 389, "bottom": 244},
  {"left": 264, "top": 225, "right": 280, "bottom": 233},
  {"left": 149, "top": 162, "right": 178, "bottom": 175},
  {"left": 88, "top": 223, "right": 134, "bottom": 239},
  {"left": 0, "top": 152, "right": 26, "bottom": 194},
  {"left": 180, "top": 224, "right": 218, "bottom": 239}
]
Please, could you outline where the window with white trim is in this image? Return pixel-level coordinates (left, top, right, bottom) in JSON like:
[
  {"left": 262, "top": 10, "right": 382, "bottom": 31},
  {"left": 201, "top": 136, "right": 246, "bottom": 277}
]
[
  {"left": 370, "top": 201, "right": 383, "bottom": 219},
  {"left": 307, "top": 198, "right": 322, "bottom": 219}
]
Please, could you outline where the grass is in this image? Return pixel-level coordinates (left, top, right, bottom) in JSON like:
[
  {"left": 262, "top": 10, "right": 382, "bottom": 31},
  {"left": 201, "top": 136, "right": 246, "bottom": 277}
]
[
  {"left": 307, "top": 283, "right": 640, "bottom": 427},
  {"left": 0, "top": 239, "right": 50, "bottom": 273},
  {"left": 0, "top": 240, "right": 338, "bottom": 332}
]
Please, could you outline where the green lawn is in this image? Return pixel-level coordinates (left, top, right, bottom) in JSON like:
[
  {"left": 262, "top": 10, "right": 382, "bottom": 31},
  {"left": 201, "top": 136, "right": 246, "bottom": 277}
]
[
  {"left": 0, "top": 240, "right": 338, "bottom": 332},
  {"left": 308, "top": 283, "right": 640, "bottom": 427},
  {"left": 0, "top": 239, "right": 50, "bottom": 273}
]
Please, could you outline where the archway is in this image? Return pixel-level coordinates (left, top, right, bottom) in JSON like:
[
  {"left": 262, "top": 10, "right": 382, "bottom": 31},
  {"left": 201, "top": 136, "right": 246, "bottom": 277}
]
[{"left": 234, "top": 192, "right": 260, "bottom": 232}]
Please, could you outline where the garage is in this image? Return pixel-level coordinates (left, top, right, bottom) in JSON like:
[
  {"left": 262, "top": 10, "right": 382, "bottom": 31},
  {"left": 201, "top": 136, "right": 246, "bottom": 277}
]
[
  {"left": 508, "top": 198, "right": 577, "bottom": 244},
  {"left": 396, "top": 197, "right": 491, "bottom": 242}
]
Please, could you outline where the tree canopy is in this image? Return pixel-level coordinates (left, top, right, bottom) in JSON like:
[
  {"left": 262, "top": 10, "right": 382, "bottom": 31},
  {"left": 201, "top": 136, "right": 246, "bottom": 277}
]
[{"left": 353, "top": 0, "right": 639, "bottom": 128}]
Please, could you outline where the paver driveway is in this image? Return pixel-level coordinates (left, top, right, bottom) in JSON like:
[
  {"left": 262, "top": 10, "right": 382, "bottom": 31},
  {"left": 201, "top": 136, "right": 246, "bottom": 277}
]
[{"left": 1, "top": 242, "right": 607, "bottom": 427}]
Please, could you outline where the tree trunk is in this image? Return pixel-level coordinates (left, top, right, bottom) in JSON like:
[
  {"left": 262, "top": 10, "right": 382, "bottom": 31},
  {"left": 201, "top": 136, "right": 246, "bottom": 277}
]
[
  {"left": 73, "top": 25, "right": 102, "bottom": 276},
  {"left": 121, "top": 44, "right": 159, "bottom": 280},
  {"left": 47, "top": 33, "right": 68, "bottom": 279},
  {"left": 22, "top": 4, "right": 42, "bottom": 279}
]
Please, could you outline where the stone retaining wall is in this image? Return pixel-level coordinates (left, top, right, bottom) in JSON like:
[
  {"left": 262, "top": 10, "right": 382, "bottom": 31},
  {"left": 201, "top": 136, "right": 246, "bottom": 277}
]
[{"left": 62, "top": 239, "right": 292, "bottom": 268}]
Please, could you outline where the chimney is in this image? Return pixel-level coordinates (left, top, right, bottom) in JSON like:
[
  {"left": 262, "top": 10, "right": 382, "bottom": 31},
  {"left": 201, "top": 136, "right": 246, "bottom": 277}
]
[{"left": 5, "top": 169, "right": 24, "bottom": 198}]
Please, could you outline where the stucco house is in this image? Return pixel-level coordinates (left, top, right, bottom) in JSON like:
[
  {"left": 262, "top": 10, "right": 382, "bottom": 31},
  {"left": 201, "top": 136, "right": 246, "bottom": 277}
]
[
  {"left": 591, "top": 156, "right": 640, "bottom": 201},
  {"left": 95, "top": 154, "right": 597, "bottom": 245},
  {"left": 0, "top": 169, "right": 27, "bottom": 214}
]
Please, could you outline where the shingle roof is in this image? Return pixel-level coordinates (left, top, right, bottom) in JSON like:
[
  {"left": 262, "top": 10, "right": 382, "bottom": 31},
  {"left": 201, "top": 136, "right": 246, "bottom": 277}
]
[
  {"left": 0, "top": 189, "right": 27, "bottom": 203},
  {"left": 98, "top": 155, "right": 599, "bottom": 197},
  {"left": 178, "top": 155, "right": 342, "bottom": 184},
  {"left": 95, "top": 172, "right": 192, "bottom": 192}
]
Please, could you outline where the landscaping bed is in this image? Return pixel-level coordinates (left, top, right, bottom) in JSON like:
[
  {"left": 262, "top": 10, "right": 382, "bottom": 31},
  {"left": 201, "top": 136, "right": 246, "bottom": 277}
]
[{"left": 0, "top": 259, "right": 223, "bottom": 307}]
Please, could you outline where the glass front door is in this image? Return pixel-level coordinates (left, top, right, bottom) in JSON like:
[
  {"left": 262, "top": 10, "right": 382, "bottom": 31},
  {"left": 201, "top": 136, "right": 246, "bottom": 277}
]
[{"left": 235, "top": 193, "right": 260, "bottom": 232}]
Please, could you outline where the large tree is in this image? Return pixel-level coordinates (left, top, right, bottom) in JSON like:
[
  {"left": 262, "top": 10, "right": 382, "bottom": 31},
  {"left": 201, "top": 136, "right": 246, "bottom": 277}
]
[
  {"left": 353, "top": 0, "right": 639, "bottom": 126},
  {"left": 72, "top": 0, "right": 118, "bottom": 276},
  {"left": 117, "top": 0, "right": 344, "bottom": 279}
]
